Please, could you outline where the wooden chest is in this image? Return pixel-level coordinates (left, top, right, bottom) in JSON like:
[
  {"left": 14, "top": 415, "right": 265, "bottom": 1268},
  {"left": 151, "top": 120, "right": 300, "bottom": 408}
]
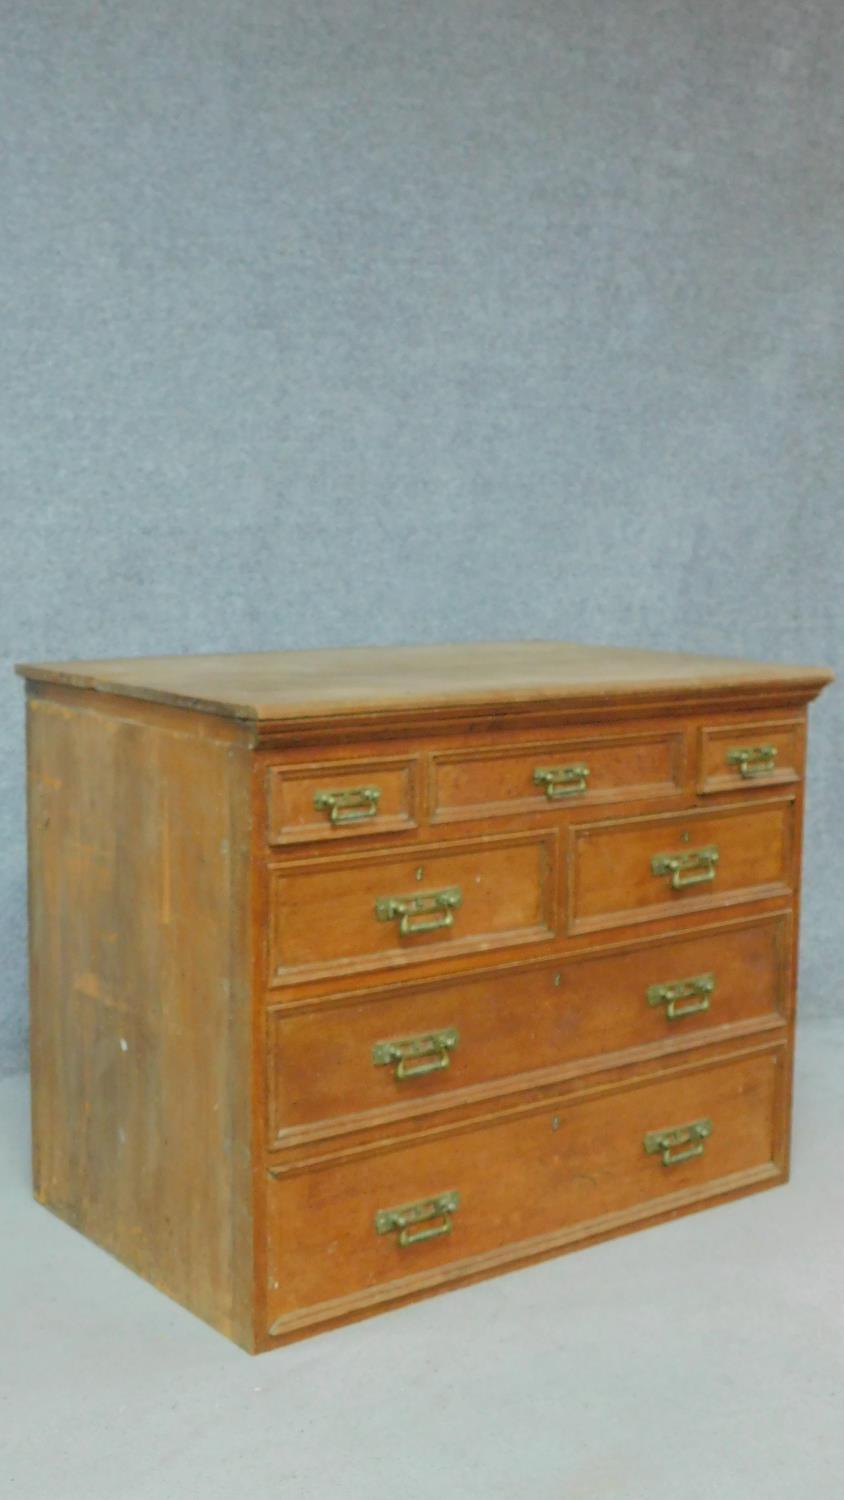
[{"left": 17, "top": 641, "right": 832, "bottom": 1352}]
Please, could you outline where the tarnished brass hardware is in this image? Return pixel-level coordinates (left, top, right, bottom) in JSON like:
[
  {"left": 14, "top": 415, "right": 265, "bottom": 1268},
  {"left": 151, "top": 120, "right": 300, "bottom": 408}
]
[
  {"left": 372, "top": 1026, "right": 460, "bottom": 1079},
  {"left": 644, "top": 1117, "right": 712, "bottom": 1166},
  {"left": 313, "top": 785, "right": 381, "bottom": 824},
  {"left": 726, "top": 745, "right": 778, "bottom": 779},
  {"left": 375, "top": 1190, "right": 460, "bottom": 1247},
  {"left": 532, "top": 763, "right": 590, "bottom": 799},
  {"left": 647, "top": 972, "right": 715, "bottom": 1021},
  {"left": 651, "top": 844, "right": 719, "bottom": 890},
  {"left": 375, "top": 885, "right": 462, "bottom": 936}
]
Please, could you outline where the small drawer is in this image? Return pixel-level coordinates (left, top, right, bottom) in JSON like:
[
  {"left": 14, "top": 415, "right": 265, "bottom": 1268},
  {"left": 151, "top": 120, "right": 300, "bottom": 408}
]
[
  {"left": 570, "top": 797, "right": 795, "bottom": 936},
  {"left": 266, "top": 1047, "right": 783, "bottom": 1336},
  {"left": 266, "top": 755, "right": 419, "bottom": 846},
  {"left": 266, "top": 915, "right": 789, "bottom": 1144},
  {"left": 430, "top": 729, "right": 684, "bottom": 823},
  {"left": 697, "top": 719, "right": 803, "bottom": 795},
  {"left": 267, "top": 830, "right": 556, "bottom": 987}
]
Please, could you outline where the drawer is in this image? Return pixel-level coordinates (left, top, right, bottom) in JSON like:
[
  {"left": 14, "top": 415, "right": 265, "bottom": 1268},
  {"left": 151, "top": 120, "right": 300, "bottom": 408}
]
[
  {"left": 266, "top": 915, "right": 789, "bottom": 1143},
  {"left": 570, "top": 797, "right": 794, "bottom": 936},
  {"left": 266, "top": 1047, "right": 783, "bottom": 1335},
  {"left": 266, "top": 754, "right": 419, "bottom": 845},
  {"left": 430, "top": 729, "right": 684, "bottom": 823},
  {"left": 697, "top": 719, "right": 803, "bottom": 795},
  {"left": 267, "top": 830, "right": 556, "bottom": 987}
]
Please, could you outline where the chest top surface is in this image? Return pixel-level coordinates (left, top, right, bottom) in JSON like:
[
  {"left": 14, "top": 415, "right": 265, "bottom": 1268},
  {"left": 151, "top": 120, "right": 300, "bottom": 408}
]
[{"left": 15, "top": 640, "right": 833, "bottom": 726}]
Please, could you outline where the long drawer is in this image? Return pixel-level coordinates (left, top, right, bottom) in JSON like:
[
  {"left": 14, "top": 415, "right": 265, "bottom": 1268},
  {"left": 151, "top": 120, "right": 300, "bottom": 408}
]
[
  {"left": 266, "top": 914, "right": 790, "bottom": 1144},
  {"left": 267, "top": 830, "right": 556, "bottom": 987},
  {"left": 569, "top": 797, "right": 795, "bottom": 935},
  {"left": 265, "top": 1046, "right": 784, "bottom": 1335},
  {"left": 429, "top": 728, "right": 684, "bottom": 822}
]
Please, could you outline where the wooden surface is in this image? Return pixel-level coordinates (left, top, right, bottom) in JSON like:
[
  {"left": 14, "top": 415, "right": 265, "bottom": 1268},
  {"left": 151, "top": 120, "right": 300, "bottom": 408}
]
[
  {"left": 266, "top": 753, "right": 420, "bottom": 845},
  {"left": 15, "top": 640, "right": 833, "bottom": 723},
  {"left": 266, "top": 913, "right": 789, "bottom": 1147},
  {"left": 697, "top": 718, "right": 802, "bottom": 795},
  {"left": 265, "top": 1044, "right": 783, "bottom": 1337},
  {"left": 570, "top": 797, "right": 795, "bottom": 934},
  {"left": 20, "top": 644, "right": 832, "bottom": 1351},
  {"left": 26, "top": 690, "right": 257, "bottom": 1350},
  {"left": 267, "top": 831, "right": 555, "bottom": 987},
  {"left": 429, "top": 726, "right": 683, "bottom": 822}
]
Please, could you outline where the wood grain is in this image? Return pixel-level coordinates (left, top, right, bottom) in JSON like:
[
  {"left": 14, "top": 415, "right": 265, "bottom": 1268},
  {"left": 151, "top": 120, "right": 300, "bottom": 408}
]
[
  {"left": 266, "top": 912, "right": 790, "bottom": 1147},
  {"left": 266, "top": 752, "right": 420, "bottom": 846},
  {"left": 266, "top": 830, "right": 556, "bottom": 987},
  {"left": 429, "top": 726, "right": 684, "bottom": 823},
  {"left": 16, "top": 640, "right": 833, "bottom": 724},
  {"left": 17, "top": 642, "right": 832, "bottom": 1353},
  {"left": 697, "top": 716, "right": 803, "bottom": 795},
  {"left": 26, "top": 690, "right": 257, "bottom": 1350},
  {"left": 569, "top": 796, "right": 796, "bottom": 935},
  {"left": 265, "top": 1043, "right": 783, "bottom": 1335}
]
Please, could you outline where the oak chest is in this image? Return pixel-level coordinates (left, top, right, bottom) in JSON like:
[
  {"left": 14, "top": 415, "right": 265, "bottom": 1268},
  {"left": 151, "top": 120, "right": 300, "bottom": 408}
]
[{"left": 17, "top": 641, "right": 832, "bottom": 1352}]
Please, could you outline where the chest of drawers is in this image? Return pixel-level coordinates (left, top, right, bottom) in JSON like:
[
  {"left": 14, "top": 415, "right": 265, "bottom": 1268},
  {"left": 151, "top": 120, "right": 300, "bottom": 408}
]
[{"left": 17, "top": 641, "right": 832, "bottom": 1352}]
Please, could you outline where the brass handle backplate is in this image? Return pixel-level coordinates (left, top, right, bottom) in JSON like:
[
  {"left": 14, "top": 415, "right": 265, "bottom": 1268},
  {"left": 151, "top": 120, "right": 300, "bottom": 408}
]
[
  {"left": 647, "top": 972, "right": 715, "bottom": 1021},
  {"left": 644, "top": 1117, "right": 712, "bottom": 1167},
  {"left": 372, "top": 1026, "right": 460, "bottom": 1079},
  {"left": 375, "top": 885, "right": 462, "bottom": 936},
  {"left": 313, "top": 785, "right": 381, "bottom": 824},
  {"left": 533, "top": 763, "right": 590, "bottom": 799},
  {"left": 726, "top": 745, "right": 778, "bottom": 779},
  {"left": 375, "top": 1190, "right": 460, "bottom": 1247},
  {"left": 651, "top": 844, "right": 719, "bottom": 890}
]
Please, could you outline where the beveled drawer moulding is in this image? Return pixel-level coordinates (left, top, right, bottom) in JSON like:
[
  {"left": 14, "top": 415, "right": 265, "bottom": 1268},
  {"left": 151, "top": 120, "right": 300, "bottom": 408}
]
[
  {"left": 696, "top": 717, "right": 803, "bottom": 796},
  {"left": 264, "top": 1043, "right": 785, "bottom": 1338},
  {"left": 265, "top": 911, "right": 791, "bottom": 1148},
  {"left": 266, "top": 752, "right": 421, "bottom": 845},
  {"left": 429, "top": 726, "right": 685, "bottom": 823},
  {"left": 17, "top": 640, "right": 832, "bottom": 1351},
  {"left": 266, "top": 828, "right": 557, "bottom": 987},
  {"left": 568, "top": 796, "right": 796, "bottom": 935}
]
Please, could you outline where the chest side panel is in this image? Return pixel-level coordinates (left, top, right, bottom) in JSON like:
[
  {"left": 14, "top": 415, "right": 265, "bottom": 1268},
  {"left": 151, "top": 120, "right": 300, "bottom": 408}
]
[{"left": 26, "top": 687, "right": 256, "bottom": 1349}]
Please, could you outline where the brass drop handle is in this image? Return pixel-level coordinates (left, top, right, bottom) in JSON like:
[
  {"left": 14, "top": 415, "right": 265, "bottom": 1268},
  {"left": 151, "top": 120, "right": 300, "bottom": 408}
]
[
  {"left": 726, "top": 745, "right": 778, "bottom": 779},
  {"left": 533, "top": 763, "right": 590, "bottom": 799},
  {"left": 651, "top": 844, "right": 719, "bottom": 890},
  {"left": 372, "top": 1027, "right": 460, "bottom": 1080},
  {"left": 375, "top": 1190, "right": 460, "bottom": 1247},
  {"left": 644, "top": 1118, "right": 712, "bottom": 1167},
  {"left": 647, "top": 972, "right": 715, "bottom": 1021},
  {"left": 375, "top": 885, "right": 462, "bottom": 937},
  {"left": 313, "top": 785, "right": 381, "bottom": 824}
]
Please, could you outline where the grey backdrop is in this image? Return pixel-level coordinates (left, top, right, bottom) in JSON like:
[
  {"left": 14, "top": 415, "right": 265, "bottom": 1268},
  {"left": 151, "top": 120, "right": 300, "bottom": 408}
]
[{"left": 1, "top": 0, "right": 842, "bottom": 1077}]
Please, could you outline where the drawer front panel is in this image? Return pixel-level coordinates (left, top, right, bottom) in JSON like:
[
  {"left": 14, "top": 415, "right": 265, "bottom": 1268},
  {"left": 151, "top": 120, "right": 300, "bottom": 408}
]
[
  {"left": 570, "top": 799, "right": 794, "bottom": 935},
  {"left": 431, "top": 730, "right": 683, "bottom": 823},
  {"left": 266, "top": 755, "right": 419, "bottom": 845},
  {"left": 266, "top": 1048, "right": 782, "bottom": 1333},
  {"left": 267, "top": 832, "right": 556, "bottom": 987},
  {"left": 266, "top": 916, "right": 789, "bottom": 1142},
  {"left": 698, "top": 719, "right": 802, "bottom": 795}
]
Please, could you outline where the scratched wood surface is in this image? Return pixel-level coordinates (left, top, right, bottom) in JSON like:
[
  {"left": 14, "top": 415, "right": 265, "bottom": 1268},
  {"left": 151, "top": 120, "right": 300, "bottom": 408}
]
[{"left": 26, "top": 689, "right": 257, "bottom": 1349}]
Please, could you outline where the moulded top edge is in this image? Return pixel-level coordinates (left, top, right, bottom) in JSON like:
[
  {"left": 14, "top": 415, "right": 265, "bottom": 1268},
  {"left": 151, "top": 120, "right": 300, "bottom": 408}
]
[{"left": 15, "top": 639, "right": 834, "bottom": 724}]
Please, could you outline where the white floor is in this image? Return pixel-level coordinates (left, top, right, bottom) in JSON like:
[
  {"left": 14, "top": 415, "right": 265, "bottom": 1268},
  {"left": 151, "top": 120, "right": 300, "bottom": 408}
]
[{"left": 2, "top": 1021, "right": 843, "bottom": 1500}]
